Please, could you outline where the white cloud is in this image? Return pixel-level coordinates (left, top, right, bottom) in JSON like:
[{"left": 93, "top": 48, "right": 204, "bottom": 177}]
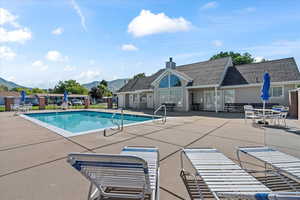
[
  {"left": 0, "top": 27, "right": 31, "bottom": 43},
  {"left": 0, "top": 46, "right": 16, "bottom": 60},
  {"left": 212, "top": 40, "right": 223, "bottom": 47},
  {"left": 70, "top": 0, "right": 87, "bottom": 31},
  {"left": 0, "top": 8, "right": 19, "bottom": 27},
  {"left": 45, "top": 50, "right": 68, "bottom": 62},
  {"left": 254, "top": 56, "right": 266, "bottom": 63},
  {"left": 64, "top": 65, "right": 76, "bottom": 71},
  {"left": 0, "top": 9, "right": 32, "bottom": 44},
  {"left": 76, "top": 70, "right": 101, "bottom": 82},
  {"left": 128, "top": 9, "right": 192, "bottom": 37},
  {"left": 201, "top": 1, "right": 218, "bottom": 10},
  {"left": 32, "top": 60, "right": 48, "bottom": 71},
  {"left": 121, "top": 44, "right": 138, "bottom": 51},
  {"left": 52, "top": 27, "right": 63, "bottom": 35}
]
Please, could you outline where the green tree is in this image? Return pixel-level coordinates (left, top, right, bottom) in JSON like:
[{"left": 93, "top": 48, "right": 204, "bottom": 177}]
[
  {"left": 31, "top": 88, "right": 46, "bottom": 94},
  {"left": 0, "top": 85, "right": 8, "bottom": 92},
  {"left": 133, "top": 73, "right": 146, "bottom": 79},
  {"left": 11, "top": 87, "right": 33, "bottom": 95},
  {"left": 89, "top": 83, "right": 112, "bottom": 100},
  {"left": 53, "top": 80, "right": 88, "bottom": 94},
  {"left": 89, "top": 86, "right": 102, "bottom": 99},
  {"left": 210, "top": 51, "right": 254, "bottom": 65},
  {"left": 100, "top": 80, "right": 108, "bottom": 87}
]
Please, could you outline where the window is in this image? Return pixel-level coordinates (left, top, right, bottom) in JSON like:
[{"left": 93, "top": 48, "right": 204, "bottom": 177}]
[
  {"left": 170, "top": 75, "right": 181, "bottom": 87},
  {"left": 271, "top": 86, "right": 283, "bottom": 97},
  {"left": 159, "top": 76, "right": 169, "bottom": 88},
  {"left": 224, "top": 89, "right": 235, "bottom": 103},
  {"left": 159, "top": 74, "right": 182, "bottom": 88}
]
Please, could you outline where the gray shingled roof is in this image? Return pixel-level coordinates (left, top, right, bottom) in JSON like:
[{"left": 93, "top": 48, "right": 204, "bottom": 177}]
[
  {"left": 222, "top": 57, "right": 300, "bottom": 86},
  {"left": 175, "top": 57, "right": 230, "bottom": 86},
  {"left": 118, "top": 57, "right": 230, "bottom": 92},
  {"left": 118, "top": 57, "right": 300, "bottom": 92},
  {"left": 118, "top": 69, "right": 165, "bottom": 92}
]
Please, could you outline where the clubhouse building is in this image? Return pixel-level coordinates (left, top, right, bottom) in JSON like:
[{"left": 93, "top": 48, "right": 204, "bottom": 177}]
[{"left": 116, "top": 57, "right": 300, "bottom": 112}]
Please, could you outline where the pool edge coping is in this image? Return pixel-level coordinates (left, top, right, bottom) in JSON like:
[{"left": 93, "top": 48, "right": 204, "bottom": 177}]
[{"left": 19, "top": 110, "right": 172, "bottom": 138}]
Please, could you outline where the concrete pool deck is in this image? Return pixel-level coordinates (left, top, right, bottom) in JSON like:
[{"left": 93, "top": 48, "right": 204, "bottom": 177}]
[{"left": 0, "top": 109, "right": 300, "bottom": 200}]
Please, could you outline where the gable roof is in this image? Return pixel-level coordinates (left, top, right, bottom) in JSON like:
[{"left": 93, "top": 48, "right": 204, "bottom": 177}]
[
  {"left": 175, "top": 57, "right": 231, "bottom": 86},
  {"left": 118, "top": 69, "right": 165, "bottom": 92},
  {"left": 118, "top": 57, "right": 230, "bottom": 92},
  {"left": 222, "top": 57, "right": 300, "bottom": 86}
]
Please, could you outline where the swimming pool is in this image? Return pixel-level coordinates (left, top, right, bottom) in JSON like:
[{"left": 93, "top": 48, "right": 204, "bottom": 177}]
[{"left": 23, "top": 111, "right": 156, "bottom": 137}]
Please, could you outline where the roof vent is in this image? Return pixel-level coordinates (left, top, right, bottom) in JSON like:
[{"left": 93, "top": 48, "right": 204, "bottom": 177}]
[{"left": 166, "top": 57, "right": 176, "bottom": 69}]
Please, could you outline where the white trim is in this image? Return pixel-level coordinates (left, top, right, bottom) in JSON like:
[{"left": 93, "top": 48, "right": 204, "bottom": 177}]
[
  {"left": 270, "top": 86, "right": 284, "bottom": 98},
  {"left": 151, "top": 68, "right": 193, "bottom": 87},
  {"left": 19, "top": 110, "right": 163, "bottom": 137},
  {"left": 220, "top": 80, "right": 300, "bottom": 89},
  {"left": 186, "top": 84, "right": 218, "bottom": 89},
  {"left": 116, "top": 89, "right": 153, "bottom": 94}
]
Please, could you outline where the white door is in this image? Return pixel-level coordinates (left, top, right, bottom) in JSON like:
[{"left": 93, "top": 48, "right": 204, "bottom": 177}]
[{"left": 147, "top": 93, "right": 153, "bottom": 109}]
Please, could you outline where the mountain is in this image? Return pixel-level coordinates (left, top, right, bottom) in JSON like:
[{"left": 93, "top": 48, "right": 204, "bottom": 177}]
[
  {"left": 0, "top": 77, "right": 25, "bottom": 89},
  {"left": 83, "top": 78, "right": 129, "bottom": 92}
]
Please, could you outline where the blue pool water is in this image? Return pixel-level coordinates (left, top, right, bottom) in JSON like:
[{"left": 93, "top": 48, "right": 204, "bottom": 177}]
[{"left": 25, "top": 111, "right": 154, "bottom": 134}]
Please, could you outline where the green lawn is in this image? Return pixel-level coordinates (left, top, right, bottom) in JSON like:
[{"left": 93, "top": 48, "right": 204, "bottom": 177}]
[{"left": 0, "top": 103, "right": 108, "bottom": 112}]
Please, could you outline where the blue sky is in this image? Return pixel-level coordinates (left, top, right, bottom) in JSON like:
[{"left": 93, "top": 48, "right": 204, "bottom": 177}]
[{"left": 0, "top": 0, "right": 300, "bottom": 88}]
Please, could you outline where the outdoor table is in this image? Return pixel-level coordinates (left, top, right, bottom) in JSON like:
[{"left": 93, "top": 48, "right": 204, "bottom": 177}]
[{"left": 253, "top": 108, "right": 281, "bottom": 124}]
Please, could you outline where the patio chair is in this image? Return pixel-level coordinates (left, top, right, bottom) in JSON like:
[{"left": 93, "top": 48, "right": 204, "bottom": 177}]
[
  {"left": 244, "top": 105, "right": 262, "bottom": 123},
  {"left": 279, "top": 107, "right": 289, "bottom": 127},
  {"left": 67, "top": 146, "right": 159, "bottom": 200},
  {"left": 180, "top": 148, "right": 273, "bottom": 199},
  {"left": 237, "top": 146, "right": 300, "bottom": 184}
]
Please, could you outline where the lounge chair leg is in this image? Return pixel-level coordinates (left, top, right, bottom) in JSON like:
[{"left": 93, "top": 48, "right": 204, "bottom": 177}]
[{"left": 87, "top": 183, "right": 93, "bottom": 200}]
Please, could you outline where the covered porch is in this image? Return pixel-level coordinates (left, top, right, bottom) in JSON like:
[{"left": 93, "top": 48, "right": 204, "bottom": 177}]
[{"left": 188, "top": 87, "right": 235, "bottom": 112}]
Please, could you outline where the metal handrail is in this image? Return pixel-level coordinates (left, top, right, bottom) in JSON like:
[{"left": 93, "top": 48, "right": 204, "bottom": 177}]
[
  {"left": 104, "top": 108, "right": 124, "bottom": 136},
  {"left": 153, "top": 104, "right": 167, "bottom": 123}
]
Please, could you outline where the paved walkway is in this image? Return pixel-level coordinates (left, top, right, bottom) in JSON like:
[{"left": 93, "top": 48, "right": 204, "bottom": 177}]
[{"left": 0, "top": 110, "right": 299, "bottom": 200}]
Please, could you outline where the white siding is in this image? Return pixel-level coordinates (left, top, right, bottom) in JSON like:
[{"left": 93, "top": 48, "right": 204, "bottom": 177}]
[
  {"left": 117, "top": 94, "right": 125, "bottom": 108},
  {"left": 234, "top": 84, "right": 296, "bottom": 106}
]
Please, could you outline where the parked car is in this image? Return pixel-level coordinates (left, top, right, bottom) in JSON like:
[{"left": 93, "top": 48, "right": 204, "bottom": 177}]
[{"left": 71, "top": 99, "right": 83, "bottom": 106}]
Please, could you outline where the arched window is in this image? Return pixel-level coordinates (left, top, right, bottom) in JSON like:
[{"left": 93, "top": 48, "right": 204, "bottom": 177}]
[
  {"left": 170, "top": 75, "right": 181, "bottom": 87},
  {"left": 159, "top": 75, "right": 169, "bottom": 88},
  {"left": 159, "top": 74, "right": 182, "bottom": 88}
]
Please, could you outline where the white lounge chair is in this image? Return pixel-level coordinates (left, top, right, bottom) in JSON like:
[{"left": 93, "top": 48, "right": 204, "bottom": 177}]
[
  {"left": 67, "top": 146, "right": 159, "bottom": 200},
  {"left": 238, "top": 146, "right": 300, "bottom": 184},
  {"left": 180, "top": 148, "right": 271, "bottom": 199}
]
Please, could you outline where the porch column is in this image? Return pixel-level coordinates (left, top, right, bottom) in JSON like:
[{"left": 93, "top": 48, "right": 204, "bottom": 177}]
[
  {"left": 136, "top": 93, "right": 140, "bottom": 109},
  {"left": 185, "top": 88, "right": 189, "bottom": 111},
  {"left": 215, "top": 87, "right": 218, "bottom": 113}
]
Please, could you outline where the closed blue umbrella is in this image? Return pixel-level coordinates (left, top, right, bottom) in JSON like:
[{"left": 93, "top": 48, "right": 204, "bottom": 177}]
[
  {"left": 63, "top": 91, "right": 68, "bottom": 102},
  {"left": 21, "top": 90, "right": 26, "bottom": 103},
  {"left": 261, "top": 72, "right": 271, "bottom": 121},
  {"left": 261, "top": 72, "right": 270, "bottom": 102}
]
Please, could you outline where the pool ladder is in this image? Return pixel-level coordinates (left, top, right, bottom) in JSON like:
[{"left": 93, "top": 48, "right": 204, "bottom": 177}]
[
  {"left": 153, "top": 104, "right": 167, "bottom": 124},
  {"left": 103, "top": 108, "right": 124, "bottom": 137}
]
